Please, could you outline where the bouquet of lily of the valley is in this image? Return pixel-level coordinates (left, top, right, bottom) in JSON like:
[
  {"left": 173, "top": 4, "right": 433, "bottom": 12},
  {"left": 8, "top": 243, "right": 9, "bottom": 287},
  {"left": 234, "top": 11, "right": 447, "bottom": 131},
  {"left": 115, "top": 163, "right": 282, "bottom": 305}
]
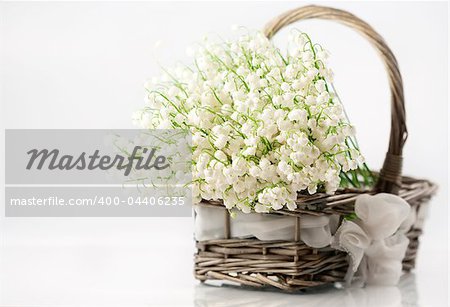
[
  {"left": 133, "top": 5, "right": 436, "bottom": 292},
  {"left": 134, "top": 29, "right": 373, "bottom": 213}
]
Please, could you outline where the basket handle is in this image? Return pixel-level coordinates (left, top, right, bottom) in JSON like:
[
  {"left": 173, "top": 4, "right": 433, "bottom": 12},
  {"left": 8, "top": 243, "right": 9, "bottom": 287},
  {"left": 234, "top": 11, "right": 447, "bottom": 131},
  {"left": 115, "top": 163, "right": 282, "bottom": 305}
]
[{"left": 264, "top": 5, "right": 407, "bottom": 194}]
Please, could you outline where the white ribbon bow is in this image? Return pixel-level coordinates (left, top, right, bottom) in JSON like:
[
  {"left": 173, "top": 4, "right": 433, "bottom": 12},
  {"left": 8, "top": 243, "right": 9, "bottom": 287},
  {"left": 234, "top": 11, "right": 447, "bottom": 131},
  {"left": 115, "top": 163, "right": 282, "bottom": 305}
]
[{"left": 332, "top": 193, "right": 414, "bottom": 286}]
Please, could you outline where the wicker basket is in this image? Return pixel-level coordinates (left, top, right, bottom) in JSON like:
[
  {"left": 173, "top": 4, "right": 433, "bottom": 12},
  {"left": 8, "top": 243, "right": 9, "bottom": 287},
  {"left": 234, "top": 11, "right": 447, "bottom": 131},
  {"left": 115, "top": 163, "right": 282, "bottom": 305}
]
[{"left": 194, "top": 5, "right": 437, "bottom": 291}]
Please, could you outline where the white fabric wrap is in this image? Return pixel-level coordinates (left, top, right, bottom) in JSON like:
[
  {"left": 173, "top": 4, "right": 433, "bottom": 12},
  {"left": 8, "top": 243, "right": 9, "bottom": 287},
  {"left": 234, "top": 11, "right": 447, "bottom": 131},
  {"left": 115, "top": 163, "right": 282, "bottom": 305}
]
[
  {"left": 332, "top": 193, "right": 415, "bottom": 286},
  {"left": 194, "top": 205, "right": 337, "bottom": 248}
]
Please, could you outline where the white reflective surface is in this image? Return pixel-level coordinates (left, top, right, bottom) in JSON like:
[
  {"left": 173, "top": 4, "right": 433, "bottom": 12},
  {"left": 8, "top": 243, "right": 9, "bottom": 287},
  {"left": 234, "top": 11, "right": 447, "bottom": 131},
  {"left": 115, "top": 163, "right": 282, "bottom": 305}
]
[
  {"left": 194, "top": 274, "right": 417, "bottom": 307},
  {"left": 0, "top": 231, "right": 447, "bottom": 306}
]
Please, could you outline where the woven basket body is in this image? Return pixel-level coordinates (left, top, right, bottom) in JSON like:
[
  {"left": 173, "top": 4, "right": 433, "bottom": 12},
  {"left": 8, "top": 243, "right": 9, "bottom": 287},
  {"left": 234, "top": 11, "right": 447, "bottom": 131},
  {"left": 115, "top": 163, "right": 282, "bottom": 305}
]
[{"left": 194, "top": 5, "right": 437, "bottom": 291}]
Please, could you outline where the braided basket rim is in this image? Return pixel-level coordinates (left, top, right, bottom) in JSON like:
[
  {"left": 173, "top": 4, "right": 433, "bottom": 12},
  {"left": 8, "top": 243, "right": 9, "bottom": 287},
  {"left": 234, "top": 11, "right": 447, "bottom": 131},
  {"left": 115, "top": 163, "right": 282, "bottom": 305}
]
[{"left": 196, "top": 174, "right": 437, "bottom": 217}]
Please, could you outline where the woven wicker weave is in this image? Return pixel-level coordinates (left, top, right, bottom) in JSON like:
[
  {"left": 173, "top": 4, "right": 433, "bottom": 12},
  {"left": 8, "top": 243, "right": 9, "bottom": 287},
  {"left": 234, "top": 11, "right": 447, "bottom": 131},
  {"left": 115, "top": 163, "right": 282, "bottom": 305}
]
[{"left": 194, "top": 5, "right": 437, "bottom": 291}]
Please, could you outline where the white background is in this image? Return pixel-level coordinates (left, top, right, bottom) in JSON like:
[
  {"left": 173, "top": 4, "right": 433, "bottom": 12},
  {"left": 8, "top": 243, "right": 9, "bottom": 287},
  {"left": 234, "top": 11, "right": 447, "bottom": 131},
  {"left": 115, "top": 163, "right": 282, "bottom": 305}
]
[{"left": 0, "top": 1, "right": 448, "bottom": 306}]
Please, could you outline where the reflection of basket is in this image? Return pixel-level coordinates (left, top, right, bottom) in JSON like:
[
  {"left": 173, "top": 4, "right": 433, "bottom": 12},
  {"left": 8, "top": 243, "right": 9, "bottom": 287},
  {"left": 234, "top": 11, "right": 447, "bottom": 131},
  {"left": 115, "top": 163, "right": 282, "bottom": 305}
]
[{"left": 193, "top": 5, "right": 437, "bottom": 291}]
